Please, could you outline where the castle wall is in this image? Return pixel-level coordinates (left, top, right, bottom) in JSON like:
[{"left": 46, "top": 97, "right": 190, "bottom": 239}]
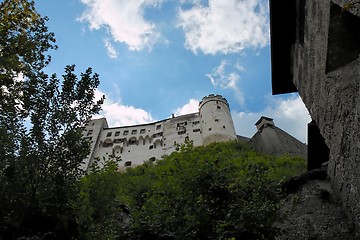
[
  {"left": 83, "top": 94, "right": 238, "bottom": 171},
  {"left": 286, "top": 0, "right": 360, "bottom": 232},
  {"left": 199, "top": 94, "right": 237, "bottom": 145}
]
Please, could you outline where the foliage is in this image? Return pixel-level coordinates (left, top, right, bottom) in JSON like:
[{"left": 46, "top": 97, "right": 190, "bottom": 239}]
[
  {"left": 0, "top": 1, "right": 105, "bottom": 239},
  {"left": 77, "top": 140, "right": 306, "bottom": 240}
]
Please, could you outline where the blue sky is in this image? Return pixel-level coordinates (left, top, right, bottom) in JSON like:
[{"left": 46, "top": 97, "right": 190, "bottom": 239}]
[{"left": 35, "top": 0, "right": 311, "bottom": 142}]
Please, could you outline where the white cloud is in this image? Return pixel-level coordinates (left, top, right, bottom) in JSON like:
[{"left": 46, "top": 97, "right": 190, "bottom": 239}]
[
  {"left": 177, "top": 0, "right": 269, "bottom": 54},
  {"left": 232, "top": 95, "right": 311, "bottom": 143},
  {"left": 104, "top": 39, "right": 119, "bottom": 58},
  {"left": 94, "top": 89, "right": 155, "bottom": 127},
  {"left": 78, "top": 0, "right": 163, "bottom": 51},
  {"left": 174, "top": 99, "right": 200, "bottom": 116},
  {"left": 206, "top": 60, "right": 245, "bottom": 106}
]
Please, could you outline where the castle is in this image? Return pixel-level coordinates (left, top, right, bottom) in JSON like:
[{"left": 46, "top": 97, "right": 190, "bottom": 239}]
[{"left": 82, "top": 94, "right": 307, "bottom": 171}]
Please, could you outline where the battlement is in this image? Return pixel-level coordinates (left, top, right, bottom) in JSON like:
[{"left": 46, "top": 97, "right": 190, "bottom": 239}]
[{"left": 199, "top": 94, "right": 229, "bottom": 110}]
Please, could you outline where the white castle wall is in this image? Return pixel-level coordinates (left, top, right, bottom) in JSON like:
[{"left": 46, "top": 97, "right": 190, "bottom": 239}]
[
  {"left": 82, "top": 94, "right": 237, "bottom": 171},
  {"left": 200, "top": 94, "right": 237, "bottom": 145}
]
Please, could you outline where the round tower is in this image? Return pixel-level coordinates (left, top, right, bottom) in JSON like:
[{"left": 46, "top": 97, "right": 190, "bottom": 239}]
[{"left": 199, "top": 94, "right": 237, "bottom": 145}]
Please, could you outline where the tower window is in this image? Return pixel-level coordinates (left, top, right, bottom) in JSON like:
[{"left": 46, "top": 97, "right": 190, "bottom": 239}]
[
  {"left": 215, "top": 119, "right": 219, "bottom": 122},
  {"left": 115, "top": 131, "right": 120, "bottom": 136},
  {"left": 217, "top": 106, "right": 221, "bottom": 109},
  {"left": 140, "top": 129, "right": 146, "bottom": 134},
  {"left": 131, "top": 129, "right": 137, "bottom": 134},
  {"left": 123, "top": 130, "right": 129, "bottom": 135},
  {"left": 209, "top": 128, "right": 212, "bottom": 131},
  {"left": 106, "top": 132, "right": 112, "bottom": 137}
]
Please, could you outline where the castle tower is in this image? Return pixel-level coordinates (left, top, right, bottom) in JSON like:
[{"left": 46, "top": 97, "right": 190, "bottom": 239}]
[{"left": 199, "top": 94, "right": 237, "bottom": 145}]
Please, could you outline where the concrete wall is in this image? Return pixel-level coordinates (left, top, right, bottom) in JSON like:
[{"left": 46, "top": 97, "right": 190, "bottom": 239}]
[{"left": 290, "top": 0, "right": 360, "bottom": 232}]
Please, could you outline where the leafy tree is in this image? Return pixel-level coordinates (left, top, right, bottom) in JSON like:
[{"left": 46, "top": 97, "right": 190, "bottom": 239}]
[
  {"left": 0, "top": 0, "right": 105, "bottom": 238},
  {"left": 77, "top": 140, "right": 306, "bottom": 240}
]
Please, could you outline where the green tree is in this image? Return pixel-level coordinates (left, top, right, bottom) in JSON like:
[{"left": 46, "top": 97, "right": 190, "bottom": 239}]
[
  {"left": 0, "top": 1, "right": 105, "bottom": 238},
  {"left": 77, "top": 140, "right": 306, "bottom": 240}
]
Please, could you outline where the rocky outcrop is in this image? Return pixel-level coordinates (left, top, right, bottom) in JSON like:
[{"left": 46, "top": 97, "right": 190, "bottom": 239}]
[{"left": 275, "top": 169, "right": 355, "bottom": 240}]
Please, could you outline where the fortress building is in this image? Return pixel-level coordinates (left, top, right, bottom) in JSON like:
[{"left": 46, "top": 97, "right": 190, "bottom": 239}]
[
  {"left": 82, "top": 94, "right": 307, "bottom": 172},
  {"left": 82, "top": 94, "right": 237, "bottom": 171}
]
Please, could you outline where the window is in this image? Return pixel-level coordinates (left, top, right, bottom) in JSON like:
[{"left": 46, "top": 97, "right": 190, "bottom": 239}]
[
  {"left": 114, "top": 138, "right": 125, "bottom": 143},
  {"left": 131, "top": 129, "right": 137, "bottom": 134},
  {"left": 106, "top": 132, "right": 112, "bottom": 137},
  {"left": 217, "top": 106, "right": 221, "bottom": 109},
  {"left": 149, "top": 157, "right": 156, "bottom": 162},
  {"left": 115, "top": 131, "right": 120, "bottom": 136},
  {"left": 193, "top": 121, "right": 199, "bottom": 125},
  {"left": 103, "top": 140, "right": 113, "bottom": 147},
  {"left": 123, "top": 130, "right": 129, "bottom": 135},
  {"left": 177, "top": 122, "right": 187, "bottom": 127},
  {"left": 215, "top": 119, "right": 219, "bottom": 122},
  {"left": 87, "top": 130, "right": 93, "bottom": 136},
  {"left": 223, "top": 126, "right": 226, "bottom": 129},
  {"left": 208, "top": 128, "right": 212, "bottom": 131},
  {"left": 129, "top": 139, "right": 137, "bottom": 145},
  {"left": 140, "top": 129, "right": 146, "bottom": 134},
  {"left": 193, "top": 129, "right": 200, "bottom": 133},
  {"left": 325, "top": 3, "right": 360, "bottom": 73},
  {"left": 85, "top": 136, "right": 92, "bottom": 141},
  {"left": 124, "top": 161, "right": 132, "bottom": 167},
  {"left": 149, "top": 145, "right": 154, "bottom": 150},
  {"left": 178, "top": 130, "right": 186, "bottom": 135},
  {"left": 156, "top": 125, "right": 161, "bottom": 130}
]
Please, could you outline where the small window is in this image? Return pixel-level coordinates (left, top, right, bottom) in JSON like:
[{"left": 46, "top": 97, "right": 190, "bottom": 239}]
[
  {"left": 85, "top": 136, "right": 92, "bottom": 141},
  {"left": 193, "top": 121, "right": 200, "bottom": 125},
  {"left": 209, "top": 128, "right": 212, "bottom": 131},
  {"left": 223, "top": 126, "right": 226, "bottom": 129},
  {"left": 149, "top": 157, "right": 156, "bottom": 162},
  {"left": 156, "top": 125, "right": 161, "bottom": 130},
  {"left": 124, "top": 161, "right": 132, "bottom": 167},
  {"left": 149, "top": 145, "right": 154, "bottom": 150},
  {"left": 129, "top": 139, "right": 137, "bottom": 145},
  {"left": 215, "top": 119, "right": 219, "bottom": 122},
  {"left": 131, "top": 129, "right": 137, "bottom": 134},
  {"left": 114, "top": 138, "right": 125, "bottom": 144},
  {"left": 178, "top": 130, "right": 186, "bottom": 135},
  {"left": 87, "top": 130, "right": 93, "bottom": 136},
  {"left": 140, "top": 129, "right": 146, "bottom": 134},
  {"left": 193, "top": 129, "right": 200, "bottom": 133},
  {"left": 115, "top": 131, "right": 120, "bottom": 136},
  {"left": 123, "top": 130, "right": 129, "bottom": 135},
  {"left": 217, "top": 106, "right": 221, "bottom": 109},
  {"left": 106, "top": 132, "right": 112, "bottom": 137}
]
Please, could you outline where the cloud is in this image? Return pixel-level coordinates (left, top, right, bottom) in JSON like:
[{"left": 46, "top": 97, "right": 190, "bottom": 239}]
[
  {"left": 232, "top": 95, "right": 311, "bottom": 143},
  {"left": 78, "top": 0, "right": 163, "bottom": 51},
  {"left": 177, "top": 0, "right": 269, "bottom": 54},
  {"left": 206, "top": 60, "right": 245, "bottom": 106},
  {"left": 173, "top": 99, "right": 200, "bottom": 116},
  {"left": 94, "top": 89, "right": 155, "bottom": 127},
  {"left": 104, "top": 39, "right": 119, "bottom": 58}
]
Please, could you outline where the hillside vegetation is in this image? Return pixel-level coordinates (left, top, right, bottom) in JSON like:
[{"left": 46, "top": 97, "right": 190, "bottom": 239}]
[{"left": 75, "top": 140, "right": 306, "bottom": 240}]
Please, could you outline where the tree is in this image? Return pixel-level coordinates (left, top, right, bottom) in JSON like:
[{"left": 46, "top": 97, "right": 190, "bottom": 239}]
[
  {"left": 76, "top": 140, "right": 306, "bottom": 240},
  {"left": 0, "top": 1, "right": 105, "bottom": 238}
]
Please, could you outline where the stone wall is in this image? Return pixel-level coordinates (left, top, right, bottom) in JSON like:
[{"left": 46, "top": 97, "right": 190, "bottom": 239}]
[{"left": 290, "top": 0, "right": 360, "bottom": 233}]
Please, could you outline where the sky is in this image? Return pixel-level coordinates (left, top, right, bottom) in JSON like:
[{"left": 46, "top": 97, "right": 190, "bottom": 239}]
[{"left": 35, "top": 0, "right": 311, "bottom": 143}]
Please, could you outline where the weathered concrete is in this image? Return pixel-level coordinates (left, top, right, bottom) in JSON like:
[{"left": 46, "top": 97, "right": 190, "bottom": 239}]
[{"left": 269, "top": 0, "right": 360, "bottom": 234}]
